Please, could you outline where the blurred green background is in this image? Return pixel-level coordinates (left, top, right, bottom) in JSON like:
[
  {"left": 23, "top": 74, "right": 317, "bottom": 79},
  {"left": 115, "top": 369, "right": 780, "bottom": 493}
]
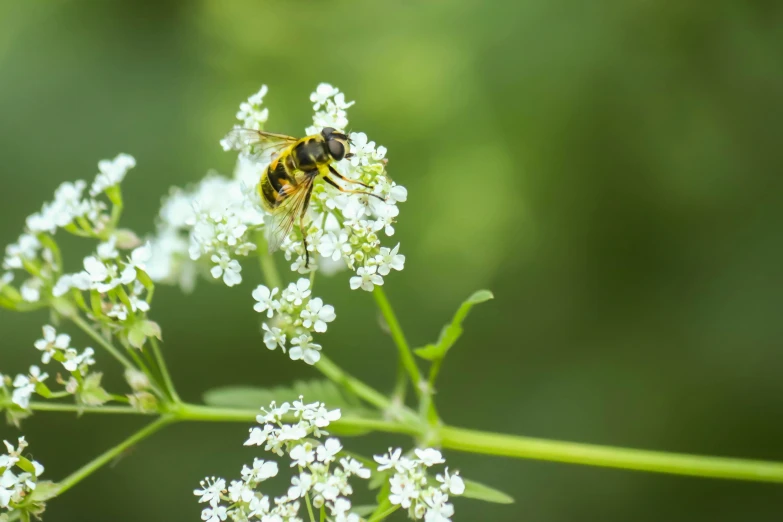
[{"left": 2, "top": 1, "right": 783, "bottom": 520}]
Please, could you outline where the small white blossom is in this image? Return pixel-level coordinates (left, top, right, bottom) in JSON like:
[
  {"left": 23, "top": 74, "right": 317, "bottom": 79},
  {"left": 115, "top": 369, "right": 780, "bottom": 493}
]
[
  {"left": 194, "top": 477, "right": 226, "bottom": 508},
  {"left": 436, "top": 468, "right": 465, "bottom": 496},
  {"left": 289, "top": 334, "right": 322, "bottom": 365},
  {"left": 34, "top": 325, "right": 71, "bottom": 364},
  {"left": 300, "top": 297, "right": 335, "bottom": 333},
  {"left": 209, "top": 252, "right": 242, "bottom": 287},
  {"left": 0, "top": 437, "right": 44, "bottom": 512},
  {"left": 90, "top": 153, "right": 136, "bottom": 196},
  {"left": 11, "top": 366, "right": 48, "bottom": 409},
  {"left": 252, "top": 285, "right": 280, "bottom": 317},
  {"left": 350, "top": 265, "right": 384, "bottom": 291}
]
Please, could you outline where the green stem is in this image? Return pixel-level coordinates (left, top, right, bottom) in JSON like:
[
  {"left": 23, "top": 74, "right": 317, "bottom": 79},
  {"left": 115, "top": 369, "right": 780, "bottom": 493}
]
[
  {"left": 176, "top": 403, "right": 421, "bottom": 436},
  {"left": 315, "top": 355, "right": 391, "bottom": 411},
  {"left": 439, "top": 425, "right": 783, "bottom": 483},
  {"left": 149, "top": 337, "right": 180, "bottom": 403},
  {"left": 255, "top": 231, "right": 282, "bottom": 289},
  {"left": 26, "top": 401, "right": 783, "bottom": 484},
  {"left": 303, "top": 490, "right": 317, "bottom": 522},
  {"left": 56, "top": 416, "right": 172, "bottom": 495},
  {"left": 368, "top": 504, "right": 399, "bottom": 522},
  {"left": 26, "top": 402, "right": 152, "bottom": 415},
  {"left": 372, "top": 286, "right": 422, "bottom": 397},
  {"left": 68, "top": 314, "right": 135, "bottom": 371}
]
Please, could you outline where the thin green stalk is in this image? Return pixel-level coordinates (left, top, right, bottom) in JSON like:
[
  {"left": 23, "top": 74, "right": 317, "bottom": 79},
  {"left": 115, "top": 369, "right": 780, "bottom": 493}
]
[
  {"left": 315, "top": 355, "right": 391, "bottom": 411},
  {"left": 24, "top": 400, "right": 783, "bottom": 483},
  {"left": 176, "top": 403, "right": 421, "bottom": 436},
  {"left": 255, "top": 231, "right": 282, "bottom": 289},
  {"left": 372, "top": 287, "right": 422, "bottom": 396},
  {"left": 303, "top": 489, "right": 317, "bottom": 522},
  {"left": 439, "top": 425, "right": 783, "bottom": 483},
  {"left": 56, "top": 416, "right": 172, "bottom": 495},
  {"left": 149, "top": 337, "right": 180, "bottom": 403},
  {"left": 368, "top": 503, "right": 398, "bottom": 522},
  {"left": 68, "top": 314, "right": 135, "bottom": 371},
  {"left": 26, "top": 402, "right": 152, "bottom": 415}
]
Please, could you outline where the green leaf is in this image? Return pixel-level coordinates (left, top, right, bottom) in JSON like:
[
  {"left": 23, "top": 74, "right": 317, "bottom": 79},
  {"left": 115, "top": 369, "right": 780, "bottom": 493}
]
[
  {"left": 414, "top": 289, "right": 494, "bottom": 361},
  {"left": 29, "top": 481, "right": 59, "bottom": 502},
  {"left": 203, "top": 379, "right": 371, "bottom": 416},
  {"left": 78, "top": 373, "right": 112, "bottom": 406},
  {"left": 351, "top": 505, "right": 378, "bottom": 517},
  {"left": 461, "top": 478, "right": 514, "bottom": 504}
]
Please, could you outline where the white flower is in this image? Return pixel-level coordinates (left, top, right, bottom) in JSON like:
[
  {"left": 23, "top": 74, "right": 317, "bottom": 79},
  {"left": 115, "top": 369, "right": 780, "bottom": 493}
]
[
  {"left": 210, "top": 252, "right": 242, "bottom": 287},
  {"left": 2, "top": 234, "right": 40, "bottom": 270},
  {"left": 90, "top": 153, "right": 136, "bottom": 196},
  {"left": 96, "top": 237, "right": 119, "bottom": 260},
  {"left": 127, "top": 242, "right": 152, "bottom": 271},
  {"left": 317, "top": 231, "right": 352, "bottom": 262},
  {"left": 194, "top": 477, "right": 226, "bottom": 507},
  {"left": 423, "top": 490, "right": 455, "bottom": 522},
  {"left": 34, "top": 325, "right": 71, "bottom": 364},
  {"left": 350, "top": 265, "right": 384, "bottom": 291},
  {"left": 436, "top": 468, "right": 465, "bottom": 495},
  {"left": 227, "top": 480, "right": 254, "bottom": 503},
  {"left": 287, "top": 472, "right": 313, "bottom": 499},
  {"left": 252, "top": 285, "right": 280, "bottom": 317},
  {"left": 262, "top": 323, "right": 286, "bottom": 351},
  {"left": 200, "top": 505, "right": 227, "bottom": 522},
  {"left": 289, "top": 442, "right": 316, "bottom": 467},
  {"left": 340, "top": 457, "right": 371, "bottom": 479},
  {"left": 62, "top": 347, "right": 95, "bottom": 374},
  {"left": 389, "top": 473, "right": 419, "bottom": 509},
  {"left": 300, "top": 298, "right": 336, "bottom": 333},
  {"left": 315, "top": 438, "right": 342, "bottom": 464},
  {"left": 375, "top": 243, "right": 405, "bottom": 276},
  {"left": 241, "top": 458, "right": 278, "bottom": 483},
  {"left": 414, "top": 448, "right": 445, "bottom": 467},
  {"left": 374, "top": 448, "right": 403, "bottom": 472},
  {"left": 289, "top": 334, "right": 322, "bottom": 365},
  {"left": 19, "top": 278, "right": 42, "bottom": 302},
  {"left": 11, "top": 366, "right": 48, "bottom": 409},
  {"left": 283, "top": 278, "right": 311, "bottom": 306}
]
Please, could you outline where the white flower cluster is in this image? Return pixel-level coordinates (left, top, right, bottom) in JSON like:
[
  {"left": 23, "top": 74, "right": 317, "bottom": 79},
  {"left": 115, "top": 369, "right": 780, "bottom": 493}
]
[
  {"left": 196, "top": 397, "right": 369, "bottom": 522},
  {"left": 0, "top": 154, "right": 136, "bottom": 307},
  {"left": 5, "top": 325, "right": 112, "bottom": 412},
  {"left": 374, "top": 448, "right": 465, "bottom": 522},
  {"left": 145, "top": 161, "right": 266, "bottom": 291},
  {"left": 226, "top": 83, "right": 408, "bottom": 290},
  {"left": 253, "top": 278, "right": 335, "bottom": 365},
  {"left": 0, "top": 437, "right": 45, "bottom": 514}
]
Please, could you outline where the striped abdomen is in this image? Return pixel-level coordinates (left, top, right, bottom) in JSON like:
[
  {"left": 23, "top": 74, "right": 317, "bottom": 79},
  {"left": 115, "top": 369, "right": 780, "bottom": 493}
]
[{"left": 258, "top": 136, "right": 330, "bottom": 211}]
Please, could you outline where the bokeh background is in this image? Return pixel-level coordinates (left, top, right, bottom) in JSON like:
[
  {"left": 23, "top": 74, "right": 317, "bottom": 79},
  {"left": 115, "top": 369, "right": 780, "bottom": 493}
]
[{"left": 2, "top": 1, "right": 783, "bottom": 520}]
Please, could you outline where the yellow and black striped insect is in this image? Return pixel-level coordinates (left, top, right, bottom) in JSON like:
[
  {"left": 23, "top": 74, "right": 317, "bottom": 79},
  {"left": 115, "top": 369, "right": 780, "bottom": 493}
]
[{"left": 225, "top": 126, "right": 383, "bottom": 267}]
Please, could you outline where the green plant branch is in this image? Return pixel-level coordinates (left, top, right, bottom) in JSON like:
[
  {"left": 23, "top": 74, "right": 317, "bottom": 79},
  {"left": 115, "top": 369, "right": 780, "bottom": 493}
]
[
  {"left": 149, "top": 337, "right": 180, "bottom": 403},
  {"left": 24, "top": 400, "right": 783, "bottom": 484},
  {"left": 68, "top": 313, "right": 135, "bottom": 371},
  {"left": 55, "top": 416, "right": 172, "bottom": 495},
  {"left": 255, "top": 231, "right": 283, "bottom": 289},
  {"left": 372, "top": 286, "right": 422, "bottom": 397},
  {"left": 439, "top": 426, "right": 783, "bottom": 483}
]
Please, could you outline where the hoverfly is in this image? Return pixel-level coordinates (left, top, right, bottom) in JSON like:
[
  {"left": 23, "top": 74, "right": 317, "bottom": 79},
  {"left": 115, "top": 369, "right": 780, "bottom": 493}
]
[{"left": 225, "top": 126, "right": 383, "bottom": 268}]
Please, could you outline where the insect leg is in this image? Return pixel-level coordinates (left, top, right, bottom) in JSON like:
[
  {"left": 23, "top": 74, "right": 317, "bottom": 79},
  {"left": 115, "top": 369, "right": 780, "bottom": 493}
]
[
  {"left": 324, "top": 171, "right": 385, "bottom": 201},
  {"left": 328, "top": 165, "right": 372, "bottom": 189},
  {"left": 300, "top": 183, "right": 315, "bottom": 268}
]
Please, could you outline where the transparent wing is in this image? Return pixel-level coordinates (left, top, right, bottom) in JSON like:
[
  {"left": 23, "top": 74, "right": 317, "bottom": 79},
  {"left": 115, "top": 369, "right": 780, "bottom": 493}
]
[
  {"left": 266, "top": 173, "right": 317, "bottom": 253},
  {"left": 222, "top": 128, "right": 298, "bottom": 162}
]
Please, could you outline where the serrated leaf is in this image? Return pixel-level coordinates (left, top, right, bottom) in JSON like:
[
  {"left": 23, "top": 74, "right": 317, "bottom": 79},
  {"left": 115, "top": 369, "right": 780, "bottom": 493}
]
[
  {"left": 414, "top": 289, "right": 494, "bottom": 361},
  {"left": 203, "top": 379, "right": 371, "bottom": 416},
  {"left": 461, "top": 478, "right": 514, "bottom": 504}
]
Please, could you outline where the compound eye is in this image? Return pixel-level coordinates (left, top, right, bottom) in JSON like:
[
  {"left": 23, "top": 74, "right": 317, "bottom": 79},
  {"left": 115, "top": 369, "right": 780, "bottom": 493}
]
[
  {"left": 328, "top": 139, "right": 345, "bottom": 160},
  {"left": 321, "top": 127, "right": 335, "bottom": 138}
]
